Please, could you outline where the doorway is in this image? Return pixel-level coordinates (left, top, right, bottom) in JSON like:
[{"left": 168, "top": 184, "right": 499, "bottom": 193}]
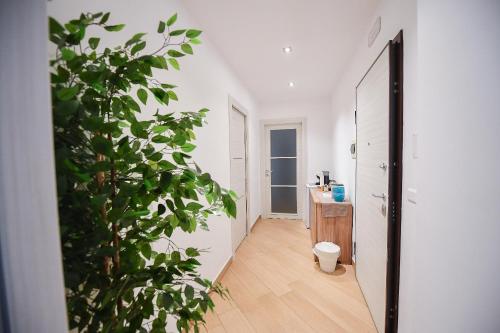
[
  {"left": 229, "top": 103, "right": 248, "bottom": 253},
  {"left": 355, "top": 31, "right": 403, "bottom": 333},
  {"left": 261, "top": 120, "right": 304, "bottom": 220}
]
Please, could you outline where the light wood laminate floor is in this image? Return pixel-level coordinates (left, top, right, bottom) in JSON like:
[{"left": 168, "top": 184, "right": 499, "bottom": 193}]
[{"left": 202, "top": 218, "right": 376, "bottom": 333}]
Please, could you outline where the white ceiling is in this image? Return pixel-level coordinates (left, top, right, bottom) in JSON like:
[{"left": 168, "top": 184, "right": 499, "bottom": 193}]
[{"left": 183, "top": 0, "right": 380, "bottom": 104}]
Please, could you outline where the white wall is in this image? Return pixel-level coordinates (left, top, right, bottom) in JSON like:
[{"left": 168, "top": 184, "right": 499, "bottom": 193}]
[
  {"left": 0, "top": 0, "right": 68, "bottom": 332},
  {"left": 48, "top": 0, "right": 261, "bottom": 282},
  {"left": 415, "top": 1, "right": 500, "bottom": 331},
  {"left": 260, "top": 98, "right": 333, "bottom": 184},
  {"left": 331, "top": 0, "right": 500, "bottom": 332}
]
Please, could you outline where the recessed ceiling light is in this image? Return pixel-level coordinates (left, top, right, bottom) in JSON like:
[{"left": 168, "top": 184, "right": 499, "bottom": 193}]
[
  {"left": 288, "top": 81, "right": 295, "bottom": 87},
  {"left": 283, "top": 46, "right": 293, "bottom": 54}
]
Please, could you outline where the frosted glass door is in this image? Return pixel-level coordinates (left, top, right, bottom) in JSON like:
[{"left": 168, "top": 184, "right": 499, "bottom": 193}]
[{"left": 270, "top": 129, "right": 297, "bottom": 214}]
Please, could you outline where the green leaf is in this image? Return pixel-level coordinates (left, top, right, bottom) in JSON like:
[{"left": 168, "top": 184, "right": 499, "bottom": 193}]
[
  {"left": 185, "top": 247, "right": 200, "bottom": 257},
  {"left": 49, "top": 17, "right": 64, "bottom": 35},
  {"left": 99, "top": 12, "right": 110, "bottom": 24},
  {"left": 162, "top": 293, "right": 174, "bottom": 309},
  {"left": 64, "top": 22, "right": 78, "bottom": 33},
  {"left": 158, "top": 309, "right": 167, "bottom": 322},
  {"left": 172, "top": 152, "right": 186, "bottom": 165},
  {"left": 186, "top": 29, "right": 202, "bottom": 38},
  {"left": 61, "top": 48, "right": 76, "bottom": 61},
  {"left": 169, "top": 214, "right": 179, "bottom": 228},
  {"left": 158, "top": 203, "right": 166, "bottom": 215},
  {"left": 123, "top": 209, "right": 150, "bottom": 218},
  {"left": 161, "top": 83, "right": 177, "bottom": 89},
  {"left": 158, "top": 161, "right": 176, "bottom": 171},
  {"left": 56, "top": 86, "right": 79, "bottom": 101},
  {"left": 222, "top": 194, "right": 237, "bottom": 218},
  {"left": 105, "top": 24, "right": 125, "bottom": 32},
  {"left": 229, "top": 190, "right": 239, "bottom": 200},
  {"left": 171, "top": 251, "right": 181, "bottom": 263},
  {"left": 111, "top": 98, "right": 123, "bottom": 113},
  {"left": 190, "top": 38, "right": 202, "bottom": 45},
  {"left": 155, "top": 56, "right": 169, "bottom": 69},
  {"left": 167, "top": 58, "right": 180, "bottom": 70},
  {"left": 147, "top": 152, "right": 162, "bottom": 162},
  {"left": 140, "top": 243, "right": 152, "bottom": 259},
  {"left": 169, "top": 29, "right": 186, "bottom": 36},
  {"left": 152, "top": 125, "right": 168, "bottom": 134},
  {"left": 137, "top": 88, "right": 148, "bottom": 105},
  {"left": 154, "top": 253, "right": 166, "bottom": 266},
  {"left": 88, "top": 37, "right": 100, "bottom": 49},
  {"left": 90, "top": 193, "right": 108, "bottom": 208},
  {"left": 165, "top": 199, "right": 175, "bottom": 213},
  {"left": 172, "top": 132, "right": 187, "bottom": 146},
  {"left": 181, "top": 143, "right": 196, "bottom": 153},
  {"left": 91, "top": 136, "right": 113, "bottom": 156},
  {"left": 125, "top": 96, "right": 141, "bottom": 112},
  {"left": 131, "top": 122, "right": 148, "bottom": 139},
  {"left": 167, "top": 49, "right": 184, "bottom": 58},
  {"left": 186, "top": 202, "right": 203, "bottom": 212},
  {"left": 167, "top": 90, "right": 178, "bottom": 101},
  {"left": 157, "top": 21, "right": 166, "bottom": 33},
  {"left": 150, "top": 88, "right": 169, "bottom": 105},
  {"left": 166, "top": 13, "right": 177, "bottom": 27},
  {"left": 185, "top": 285, "right": 194, "bottom": 300},
  {"left": 176, "top": 320, "right": 183, "bottom": 332},
  {"left": 181, "top": 43, "right": 193, "bottom": 55},
  {"left": 125, "top": 32, "right": 146, "bottom": 47},
  {"left": 152, "top": 135, "right": 169, "bottom": 143},
  {"left": 131, "top": 41, "right": 146, "bottom": 55}
]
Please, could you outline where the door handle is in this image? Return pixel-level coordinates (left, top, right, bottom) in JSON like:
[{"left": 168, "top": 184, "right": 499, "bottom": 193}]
[
  {"left": 371, "top": 193, "right": 386, "bottom": 201},
  {"left": 265, "top": 169, "right": 273, "bottom": 177},
  {"left": 378, "top": 162, "right": 388, "bottom": 171}
]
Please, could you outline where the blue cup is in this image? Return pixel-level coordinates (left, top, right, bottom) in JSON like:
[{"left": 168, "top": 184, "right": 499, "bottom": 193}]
[{"left": 332, "top": 184, "right": 345, "bottom": 202}]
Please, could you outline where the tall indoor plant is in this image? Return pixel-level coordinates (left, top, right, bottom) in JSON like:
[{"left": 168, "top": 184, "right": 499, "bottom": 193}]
[{"left": 49, "top": 12, "right": 236, "bottom": 332}]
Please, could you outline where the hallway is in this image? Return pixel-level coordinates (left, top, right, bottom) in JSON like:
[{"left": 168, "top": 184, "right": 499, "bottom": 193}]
[
  {"left": 2, "top": 1, "right": 500, "bottom": 332},
  {"left": 205, "top": 219, "right": 376, "bottom": 332}
]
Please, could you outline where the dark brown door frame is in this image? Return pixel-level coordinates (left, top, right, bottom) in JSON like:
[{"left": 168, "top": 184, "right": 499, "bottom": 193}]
[
  {"left": 354, "top": 30, "right": 403, "bottom": 333},
  {"left": 386, "top": 30, "right": 403, "bottom": 333}
]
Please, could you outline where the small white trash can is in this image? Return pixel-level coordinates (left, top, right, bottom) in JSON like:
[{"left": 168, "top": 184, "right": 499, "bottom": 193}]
[{"left": 313, "top": 242, "right": 341, "bottom": 273}]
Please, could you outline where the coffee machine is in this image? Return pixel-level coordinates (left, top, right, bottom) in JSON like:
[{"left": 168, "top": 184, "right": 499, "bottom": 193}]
[{"left": 315, "top": 171, "right": 330, "bottom": 187}]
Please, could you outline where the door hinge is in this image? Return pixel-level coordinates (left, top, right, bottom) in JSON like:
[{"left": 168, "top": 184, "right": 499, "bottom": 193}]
[{"left": 393, "top": 81, "right": 399, "bottom": 94}]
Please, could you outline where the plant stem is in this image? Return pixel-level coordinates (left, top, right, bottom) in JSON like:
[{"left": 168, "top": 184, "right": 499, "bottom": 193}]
[
  {"left": 108, "top": 132, "right": 123, "bottom": 312},
  {"left": 96, "top": 149, "right": 112, "bottom": 276}
]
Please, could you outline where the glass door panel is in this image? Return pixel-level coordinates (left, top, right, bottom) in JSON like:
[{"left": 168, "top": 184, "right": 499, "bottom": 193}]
[
  {"left": 271, "top": 129, "right": 297, "bottom": 157},
  {"left": 271, "top": 187, "right": 297, "bottom": 214},
  {"left": 271, "top": 158, "right": 297, "bottom": 185},
  {"left": 270, "top": 128, "right": 297, "bottom": 214}
]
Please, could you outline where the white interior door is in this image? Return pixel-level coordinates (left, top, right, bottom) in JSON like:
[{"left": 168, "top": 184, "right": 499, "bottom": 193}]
[
  {"left": 356, "top": 46, "right": 390, "bottom": 333},
  {"left": 230, "top": 107, "right": 247, "bottom": 252},
  {"left": 263, "top": 123, "right": 302, "bottom": 219}
]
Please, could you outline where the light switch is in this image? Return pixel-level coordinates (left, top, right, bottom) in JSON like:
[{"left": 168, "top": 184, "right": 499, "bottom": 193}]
[{"left": 407, "top": 188, "right": 417, "bottom": 204}]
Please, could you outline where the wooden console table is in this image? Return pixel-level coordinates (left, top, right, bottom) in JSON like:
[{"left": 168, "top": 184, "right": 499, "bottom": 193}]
[{"left": 309, "top": 188, "right": 353, "bottom": 264}]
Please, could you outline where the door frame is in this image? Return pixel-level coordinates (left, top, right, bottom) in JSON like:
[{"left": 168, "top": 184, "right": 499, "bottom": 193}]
[
  {"left": 354, "top": 30, "right": 403, "bottom": 333},
  {"left": 260, "top": 118, "right": 307, "bottom": 220},
  {"left": 228, "top": 96, "right": 250, "bottom": 251}
]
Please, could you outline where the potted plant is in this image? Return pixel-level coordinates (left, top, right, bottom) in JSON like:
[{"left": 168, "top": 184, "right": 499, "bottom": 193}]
[{"left": 49, "top": 12, "right": 236, "bottom": 332}]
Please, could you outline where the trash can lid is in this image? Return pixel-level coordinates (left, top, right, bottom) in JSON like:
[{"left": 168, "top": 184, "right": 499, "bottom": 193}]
[{"left": 314, "top": 242, "right": 340, "bottom": 254}]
